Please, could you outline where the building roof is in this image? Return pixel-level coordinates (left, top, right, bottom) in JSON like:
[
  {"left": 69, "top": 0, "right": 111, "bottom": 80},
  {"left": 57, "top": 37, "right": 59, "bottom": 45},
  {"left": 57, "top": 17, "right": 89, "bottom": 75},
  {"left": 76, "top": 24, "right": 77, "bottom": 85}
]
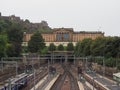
[
  {"left": 24, "top": 27, "right": 104, "bottom": 35},
  {"left": 113, "top": 72, "right": 120, "bottom": 78},
  {"left": 53, "top": 28, "right": 73, "bottom": 32},
  {"left": 74, "top": 31, "right": 104, "bottom": 34}
]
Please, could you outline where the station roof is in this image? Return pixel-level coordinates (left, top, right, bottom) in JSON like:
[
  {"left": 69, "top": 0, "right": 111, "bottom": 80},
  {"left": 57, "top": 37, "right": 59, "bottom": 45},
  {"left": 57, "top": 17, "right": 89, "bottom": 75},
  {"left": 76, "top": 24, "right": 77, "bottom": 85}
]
[{"left": 113, "top": 72, "right": 120, "bottom": 78}]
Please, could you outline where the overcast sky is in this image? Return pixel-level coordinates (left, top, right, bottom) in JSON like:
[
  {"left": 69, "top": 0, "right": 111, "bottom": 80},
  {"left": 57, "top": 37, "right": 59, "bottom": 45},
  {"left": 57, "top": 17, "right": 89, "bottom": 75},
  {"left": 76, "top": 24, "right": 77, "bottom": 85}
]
[{"left": 0, "top": 0, "right": 120, "bottom": 36}]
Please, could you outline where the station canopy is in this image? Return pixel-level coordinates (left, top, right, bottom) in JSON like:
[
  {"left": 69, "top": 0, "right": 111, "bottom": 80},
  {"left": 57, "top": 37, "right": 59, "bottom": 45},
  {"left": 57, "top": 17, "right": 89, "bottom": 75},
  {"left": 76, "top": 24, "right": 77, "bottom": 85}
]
[{"left": 113, "top": 72, "right": 120, "bottom": 82}]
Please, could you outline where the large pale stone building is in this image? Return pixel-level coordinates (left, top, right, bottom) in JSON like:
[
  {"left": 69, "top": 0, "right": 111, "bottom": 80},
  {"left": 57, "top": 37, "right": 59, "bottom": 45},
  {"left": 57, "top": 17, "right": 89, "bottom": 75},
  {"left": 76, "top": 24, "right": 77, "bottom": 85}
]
[{"left": 23, "top": 28, "right": 104, "bottom": 46}]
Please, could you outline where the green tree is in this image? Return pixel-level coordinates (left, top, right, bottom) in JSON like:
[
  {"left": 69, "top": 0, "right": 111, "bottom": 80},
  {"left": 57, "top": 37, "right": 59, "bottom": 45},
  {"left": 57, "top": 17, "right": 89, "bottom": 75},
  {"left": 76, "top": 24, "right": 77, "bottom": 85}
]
[
  {"left": 105, "top": 37, "right": 120, "bottom": 58},
  {"left": 41, "top": 47, "right": 48, "bottom": 54},
  {"left": 0, "top": 35, "right": 8, "bottom": 58},
  {"left": 74, "top": 41, "right": 81, "bottom": 56},
  {"left": 7, "top": 24, "right": 23, "bottom": 43},
  {"left": 0, "top": 19, "right": 12, "bottom": 34},
  {"left": 28, "top": 31, "right": 45, "bottom": 53},
  {"left": 57, "top": 44, "right": 64, "bottom": 51},
  {"left": 105, "top": 58, "right": 116, "bottom": 67},
  {"left": 78, "top": 39, "right": 87, "bottom": 56},
  {"left": 7, "top": 24, "right": 23, "bottom": 57},
  {"left": 90, "top": 37, "right": 106, "bottom": 56},
  {"left": 6, "top": 43, "right": 21, "bottom": 57},
  {"left": 74, "top": 38, "right": 92, "bottom": 57},
  {"left": 66, "top": 42, "right": 74, "bottom": 51},
  {"left": 81, "top": 38, "right": 92, "bottom": 56},
  {"left": 48, "top": 43, "right": 56, "bottom": 51},
  {"left": 22, "top": 46, "right": 28, "bottom": 53}
]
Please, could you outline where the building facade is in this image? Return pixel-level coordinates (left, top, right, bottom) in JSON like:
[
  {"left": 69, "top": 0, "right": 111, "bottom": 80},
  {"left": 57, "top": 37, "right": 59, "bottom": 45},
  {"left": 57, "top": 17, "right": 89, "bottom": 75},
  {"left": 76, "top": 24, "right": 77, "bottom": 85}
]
[{"left": 23, "top": 28, "right": 104, "bottom": 46}]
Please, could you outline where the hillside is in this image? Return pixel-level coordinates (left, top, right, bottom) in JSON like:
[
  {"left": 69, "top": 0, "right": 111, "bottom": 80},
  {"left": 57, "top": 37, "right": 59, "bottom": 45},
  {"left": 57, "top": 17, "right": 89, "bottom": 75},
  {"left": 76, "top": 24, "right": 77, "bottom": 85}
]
[{"left": 0, "top": 12, "right": 52, "bottom": 33}]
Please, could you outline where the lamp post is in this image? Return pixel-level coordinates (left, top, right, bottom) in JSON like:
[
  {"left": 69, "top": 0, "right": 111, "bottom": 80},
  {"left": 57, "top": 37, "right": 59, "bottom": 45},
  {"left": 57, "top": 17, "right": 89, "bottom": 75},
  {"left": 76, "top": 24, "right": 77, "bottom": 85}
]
[
  {"left": 93, "top": 77, "right": 94, "bottom": 90},
  {"left": 8, "top": 78, "right": 11, "bottom": 90}
]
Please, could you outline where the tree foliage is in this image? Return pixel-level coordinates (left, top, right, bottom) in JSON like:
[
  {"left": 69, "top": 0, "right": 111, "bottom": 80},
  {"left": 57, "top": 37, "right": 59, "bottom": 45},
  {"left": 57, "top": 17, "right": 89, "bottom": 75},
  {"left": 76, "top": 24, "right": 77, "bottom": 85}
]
[
  {"left": 0, "top": 35, "right": 8, "bottom": 58},
  {"left": 6, "top": 43, "right": 22, "bottom": 57},
  {"left": 80, "top": 38, "right": 92, "bottom": 56},
  {"left": 48, "top": 43, "right": 56, "bottom": 51},
  {"left": 28, "top": 31, "right": 45, "bottom": 53},
  {"left": 6, "top": 23, "right": 23, "bottom": 57},
  {"left": 104, "top": 37, "right": 120, "bottom": 58},
  {"left": 74, "top": 41, "right": 81, "bottom": 56},
  {"left": 57, "top": 44, "right": 64, "bottom": 51},
  {"left": 0, "top": 18, "right": 52, "bottom": 57},
  {"left": 0, "top": 19, "right": 24, "bottom": 57},
  {"left": 90, "top": 37, "right": 106, "bottom": 56},
  {"left": 66, "top": 42, "right": 74, "bottom": 51},
  {"left": 75, "top": 38, "right": 92, "bottom": 56},
  {"left": 7, "top": 24, "right": 23, "bottom": 43},
  {"left": 75, "top": 37, "right": 120, "bottom": 58},
  {"left": 75, "top": 36, "right": 120, "bottom": 68}
]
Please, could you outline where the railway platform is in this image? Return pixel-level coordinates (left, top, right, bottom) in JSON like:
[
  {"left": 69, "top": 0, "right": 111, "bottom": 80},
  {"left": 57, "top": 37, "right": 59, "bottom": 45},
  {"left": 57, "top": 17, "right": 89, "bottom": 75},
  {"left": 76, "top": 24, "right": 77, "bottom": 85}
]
[
  {"left": 44, "top": 74, "right": 59, "bottom": 90},
  {"left": 31, "top": 75, "right": 48, "bottom": 90},
  {"left": 31, "top": 74, "right": 59, "bottom": 90},
  {"left": 84, "top": 72, "right": 120, "bottom": 90},
  {"left": 78, "top": 81, "right": 84, "bottom": 90},
  {"left": 85, "top": 81, "right": 97, "bottom": 90}
]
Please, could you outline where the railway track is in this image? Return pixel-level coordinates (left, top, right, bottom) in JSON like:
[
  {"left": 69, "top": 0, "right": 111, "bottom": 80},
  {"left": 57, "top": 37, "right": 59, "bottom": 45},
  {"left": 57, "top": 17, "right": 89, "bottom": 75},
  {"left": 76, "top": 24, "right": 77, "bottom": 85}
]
[
  {"left": 70, "top": 64, "right": 92, "bottom": 90},
  {"left": 50, "top": 63, "right": 79, "bottom": 90},
  {"left": 0, "top": 62, "right": 47, "bottom": 83},
  {"left": 21, "top": 66, "right": 48, "bottom": 90},
  {"left": 0, "top": 69, "right": 16, "bottom": 83},
  {"left": 83, "top": 72, "right": 108, "bottom": 90}
]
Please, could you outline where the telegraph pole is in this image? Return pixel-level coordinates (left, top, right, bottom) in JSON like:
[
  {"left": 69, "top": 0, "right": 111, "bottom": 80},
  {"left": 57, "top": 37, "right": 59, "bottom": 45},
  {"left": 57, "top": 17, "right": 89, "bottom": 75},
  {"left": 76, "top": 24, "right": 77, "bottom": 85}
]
[{"left": 8, "top": 78, "right": 11, "bottom": 90}]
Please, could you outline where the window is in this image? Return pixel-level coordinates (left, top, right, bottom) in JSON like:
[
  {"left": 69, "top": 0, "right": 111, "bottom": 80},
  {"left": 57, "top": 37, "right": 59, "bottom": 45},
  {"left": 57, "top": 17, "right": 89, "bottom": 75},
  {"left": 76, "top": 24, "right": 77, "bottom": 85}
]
[
  {"left": 56, "top": 33, "right": 62, "bottom": 41},
  {"left": 63, "top": 33, "right": 69, "bottom": 41},
  {"left": 56, "top": 32, "right": 69, "bottom": 41}
]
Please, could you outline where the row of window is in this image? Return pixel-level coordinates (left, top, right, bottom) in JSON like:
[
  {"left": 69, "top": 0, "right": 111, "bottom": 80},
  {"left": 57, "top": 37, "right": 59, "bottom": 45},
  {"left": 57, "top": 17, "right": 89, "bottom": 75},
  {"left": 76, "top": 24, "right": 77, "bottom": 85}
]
[{"left": 56, "top": 33, "right": 69, "bottom": 41}]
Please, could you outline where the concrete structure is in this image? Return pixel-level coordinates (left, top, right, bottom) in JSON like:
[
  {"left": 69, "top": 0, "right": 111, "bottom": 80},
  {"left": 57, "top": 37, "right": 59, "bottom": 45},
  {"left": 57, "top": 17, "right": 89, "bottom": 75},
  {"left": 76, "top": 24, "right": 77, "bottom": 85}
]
[
  {"left": 23, "top": 28, "right": 104, "bottom": 46},
  {"left": 113, "top": 72, "right": 120, "bottom": 83}
]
